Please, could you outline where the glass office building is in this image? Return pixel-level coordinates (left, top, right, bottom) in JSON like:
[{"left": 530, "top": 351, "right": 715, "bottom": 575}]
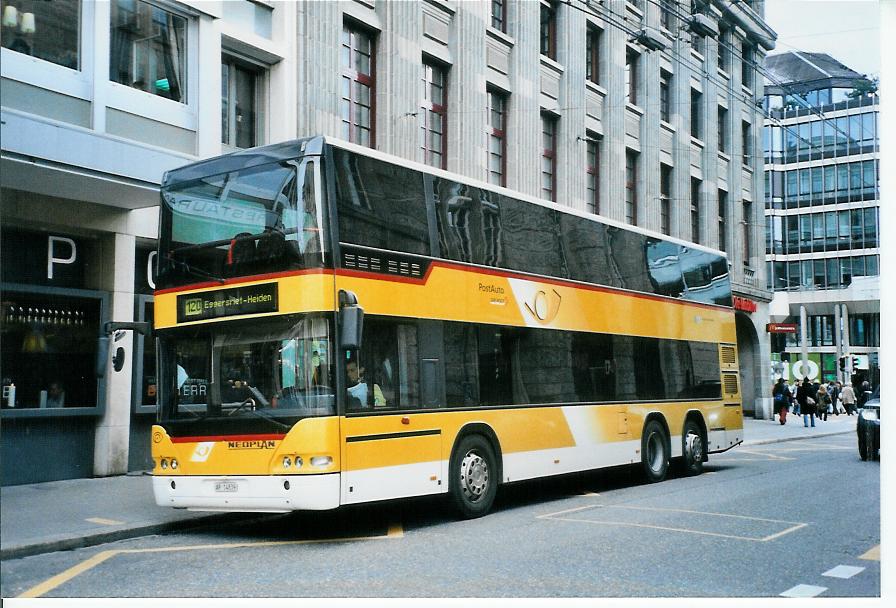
[{"left": 763, "top": 52, "right": 879, "bottom": 387}]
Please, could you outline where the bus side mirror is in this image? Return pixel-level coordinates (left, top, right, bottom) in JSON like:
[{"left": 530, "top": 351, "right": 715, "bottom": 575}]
[
  {"left": 96, "top": 336, "right": 110, "bottom": 377},
  {"left": 338, "top": 290, "right": 364, "bottom": 351}
]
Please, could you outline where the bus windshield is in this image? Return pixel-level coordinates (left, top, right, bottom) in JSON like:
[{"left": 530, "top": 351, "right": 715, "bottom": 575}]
[
  {"left": 159, "top": 314, "right": 335, "bottom": 435},
  {"left": 157, "top": 157, "right": 325, "bottom": 288}
]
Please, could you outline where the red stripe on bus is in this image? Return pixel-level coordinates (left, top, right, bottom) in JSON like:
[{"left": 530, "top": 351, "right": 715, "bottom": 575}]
[{"left": 169, "top": 434, "right": 287, "bottom": 443}]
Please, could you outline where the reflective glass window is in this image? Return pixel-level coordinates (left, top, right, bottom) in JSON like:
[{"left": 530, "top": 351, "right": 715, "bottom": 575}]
[
  {"left": 110, "top": 0, "right": 187, "bottom": 102},
  {"left": 1, "top": 0, "right": 80, "bottom": 69}
]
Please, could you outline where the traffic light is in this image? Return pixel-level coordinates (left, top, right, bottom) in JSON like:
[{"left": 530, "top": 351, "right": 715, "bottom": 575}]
[
  {"left": 840, "top": 356, "right": 847, "bottom": 371},
  {"left": 852, "top": 357, "right": 860, "bottom": 369}
]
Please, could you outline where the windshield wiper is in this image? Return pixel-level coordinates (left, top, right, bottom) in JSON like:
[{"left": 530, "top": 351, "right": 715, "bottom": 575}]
[
  {"left": 167, "top": 257, "right": 226, "bottom": 283},
  {"left": 234, "top": 405, "right": 293, "bottom": 431}
]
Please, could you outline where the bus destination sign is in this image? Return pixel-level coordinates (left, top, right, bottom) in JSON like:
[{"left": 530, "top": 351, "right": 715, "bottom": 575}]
[{"left": 177, "top": 283, "right": 279, "bottom": 323}]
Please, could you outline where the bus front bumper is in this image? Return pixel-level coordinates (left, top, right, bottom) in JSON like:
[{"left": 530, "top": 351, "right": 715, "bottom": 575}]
[{"left": 152, "top": 473, "right": 341, "bottom": 512}]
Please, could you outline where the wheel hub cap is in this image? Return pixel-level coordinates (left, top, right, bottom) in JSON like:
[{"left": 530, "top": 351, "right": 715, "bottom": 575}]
[
  {"left": 460, "top": 450, "right": 489, "bottom": 502},
  {"left": 686, "top": 432, "right": 703, "bottom": 463}
]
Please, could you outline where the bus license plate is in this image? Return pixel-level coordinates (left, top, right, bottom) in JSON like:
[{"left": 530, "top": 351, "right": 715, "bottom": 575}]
[{"left": 214, "top": 481, "right": 239, "bottom": 493}]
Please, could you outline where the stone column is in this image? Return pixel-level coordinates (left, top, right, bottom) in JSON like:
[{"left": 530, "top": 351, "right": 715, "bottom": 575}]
[
  {"left": 799, "top": 304, "right": 809, "bottom": 380},
  {"left": 376, "top": 1, "right": 420, "bottom": 160},
  {"left": 448, "top": 2, "right": 488, "bottom": 177},
  {"left": 94, "top": 232, "right": 136, "bottom": 477},
  {"left": 603, "top": 1, "right": 627, "bottom": 223},
  {"left": 841, "top": 303, "right": 851, "bottom": 382},
  {"left": 505, "top": 0, "right": 540, "bottom": 197},
  {"left": 296, "top": 1, "right": 343, "bottom": 139}
]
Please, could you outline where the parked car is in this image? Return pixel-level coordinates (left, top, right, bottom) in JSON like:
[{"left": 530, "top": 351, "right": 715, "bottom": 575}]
[{"left": 857, "top": 386, "right": 880, "bottom": 461}]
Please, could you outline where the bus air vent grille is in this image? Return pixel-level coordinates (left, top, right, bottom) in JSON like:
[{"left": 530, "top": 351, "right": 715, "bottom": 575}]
[
  {"left": 720, "top": 345, "right": 737, "bottom": 365},
  {"left": 722, "top": 373, "right": 739, "bottom": 395}
]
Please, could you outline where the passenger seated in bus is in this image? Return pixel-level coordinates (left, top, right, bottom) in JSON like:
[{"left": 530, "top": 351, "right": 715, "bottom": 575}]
[{"left": 346, "top": 360, "right": 386, "bottom": 409}]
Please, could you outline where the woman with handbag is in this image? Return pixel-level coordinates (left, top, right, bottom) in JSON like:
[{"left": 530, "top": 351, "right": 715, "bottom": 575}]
[
  {"left": 796, "top": 377, "right": 817, "bottom": 427},
  {"left": 817, "top": 384, "right": 833, "bottom": 421}
]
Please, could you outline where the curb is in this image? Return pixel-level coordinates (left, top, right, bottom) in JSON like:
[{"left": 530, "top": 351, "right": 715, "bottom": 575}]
[
  {"left": 0, "top": 513, "right": 243, "bottom": 561},
  {"left": 742, "top": 428, "right": 854, "bottom": 447}
]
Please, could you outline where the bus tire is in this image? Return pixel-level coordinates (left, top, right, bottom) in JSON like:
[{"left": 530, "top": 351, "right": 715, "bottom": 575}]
[
  {"left": 450, "top": 434, "right": 498, "bottom": 519},
  {"left": 681, "top": 419, "right": 704, "bottom": 476},
  {"left": 641, "top": 419, "right": 669, "bottom": 483}
]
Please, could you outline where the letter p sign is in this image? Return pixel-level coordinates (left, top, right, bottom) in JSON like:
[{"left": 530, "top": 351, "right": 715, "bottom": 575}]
[{"left": 47, "top": 236, "right": 77, "bottom": 280}]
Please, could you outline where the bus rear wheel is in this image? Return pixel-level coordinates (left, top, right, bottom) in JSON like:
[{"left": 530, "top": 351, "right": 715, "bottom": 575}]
[
  {"left": 641, "top": 419, "right": 669, "bottom": 483},
  {"left": 450, "top": 435, "right": 498, "bottom": 519},
  {"left": 681, "top": 420, "right": 705, "bottom": 476}
]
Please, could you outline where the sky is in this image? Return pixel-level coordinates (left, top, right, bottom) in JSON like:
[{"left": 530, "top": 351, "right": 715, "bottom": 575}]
[{"left": 763, "top": 0, "right": 882, "bottom": 78}]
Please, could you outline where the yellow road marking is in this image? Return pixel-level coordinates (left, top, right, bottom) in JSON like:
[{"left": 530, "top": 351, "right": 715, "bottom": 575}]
[
  {"left": 859, "top": 545, "right": 880, "bottom": 561},
  {"left": 19, "top": 550, "right": 118, "bottom": 599},
  {"left": 85, "top": 518, "right": 124, "bottom": 526},
  {"left": 19, "top": 523, "right": 403, "bottom": 599}
]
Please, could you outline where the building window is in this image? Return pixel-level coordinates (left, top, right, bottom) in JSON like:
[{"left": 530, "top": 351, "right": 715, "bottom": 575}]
[
  {"left": 625, "top": 49, "right": 639, "bottom": 106},
  {"left": 741, "top": 120, "right": 751, "bottom": 165},
  {"left": 741, "top": 42, "right": 753, "bottom": 89},
  {"left": 110, "top": 0, "right": 187, "bottom": 102},
  {"left": 586, "top": 135, "right": 600, "bottom": 214},
  {"left": 625, "top": 150, "right": 638, "bottom": 225},
  {"left": 491, "top": 0, "right": 505, "bottom": 32},
  {"left": 487, "top": 89, "right": 507, "bottom": 187},
  {"left": 660, "top": 70, "right": 672, "bottom": 123},
  {"left": 718, "top": 26, "right": 730, "bottom": 72},
  {"left": 586, "top": 25, "right": 601, "bottom": 85},
  {"left": 690, "top": 89, "right": 702, "bottom": 139},
  {"left": 341, "top": 22, "right": 375, "bottom": 147},
  {"left": 743, "top": 200, "right": 753, "bottom": 266},
  {"left": 541, "top": 114, "right": 557, "bottom": 201},
  {"left": 660, "top": 164, "right": 672, "bottom": 235},
  {"left": 1, "top": 0, "right": 80, "bottom": 69},
  {"left": 420, "top": 59, "right": 447, "bottom": 169},
  {"left": 691, "top": 29, "right": 704, "bottom": 56},
  {"left": 718, "top": 106, "right": 728, "bottom": 153},
  {"left": 661, "top": 4, "right": 674, "bottom": 31},
  {"left": 221, "top": 56, "right": 263, "bottom": 149},
  {"left": 540, "top": 1, "right": 556, "bottom": 60},
  {"left": 718, "top": 189, "right": 727, "bottom": 252},
  {"left": 691, "top": 177, "right": 701, "bottom": 243},
  {"left": 1, "top": 290, "right": 102, "bottom": 409}
]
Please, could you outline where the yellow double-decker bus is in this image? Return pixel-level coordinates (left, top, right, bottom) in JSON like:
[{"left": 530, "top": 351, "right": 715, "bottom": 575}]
[{"left": 151, "top": 136, "right": 743, "bottom": 518}]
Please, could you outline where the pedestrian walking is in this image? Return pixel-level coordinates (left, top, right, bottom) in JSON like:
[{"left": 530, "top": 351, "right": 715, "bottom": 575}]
[
  {"left": 773, "top": 378, "right": 791, "bottom": 425},
  {"left": 817, "top": 384, "right": 832, "bottom": 421},
  {"left": 789, "top": 380, "right": 800, "bottom": 415},
  {"left": 829, "top": 381, "right": 842, "bottom": 415},
  {"left": 840, "top": 383, "right": 857, "bottom": 415},
  {"left": 796, "top": 377, "right": 816, "bottom": 427}
]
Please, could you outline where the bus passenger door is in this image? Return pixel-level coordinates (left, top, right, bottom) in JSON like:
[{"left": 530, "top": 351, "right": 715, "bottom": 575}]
[{"left": 341, "top": 319, "right": 444, "bottom": 504}]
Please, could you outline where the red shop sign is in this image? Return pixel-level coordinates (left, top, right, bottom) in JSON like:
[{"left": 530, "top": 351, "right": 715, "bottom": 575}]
[
  {"left": 767, "top": 323, "right": 798, "bottom": 333},
  {"left": 732, "top": 296, "right": 757, "bottom": 313}
]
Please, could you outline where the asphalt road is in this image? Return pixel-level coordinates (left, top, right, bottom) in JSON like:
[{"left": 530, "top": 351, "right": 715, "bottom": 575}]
[{"left": 1, "top": 433, "right": 879, "bottom": 599}]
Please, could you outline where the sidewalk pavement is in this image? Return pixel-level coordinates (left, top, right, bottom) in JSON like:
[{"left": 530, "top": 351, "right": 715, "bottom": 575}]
[{"left": 0, "top": 413, "right": 858, "bottom": 561}]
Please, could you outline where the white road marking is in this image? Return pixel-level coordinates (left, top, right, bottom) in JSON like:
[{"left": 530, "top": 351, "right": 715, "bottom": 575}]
[
  {"left": 823, "top": 565, "right": 865, "bottom": 579},
  {"left": 538, "top": 503, "right": 807, "bottom": 542},
  {"left": 780, "top": 584, "right": 827, "bottom": 598}
]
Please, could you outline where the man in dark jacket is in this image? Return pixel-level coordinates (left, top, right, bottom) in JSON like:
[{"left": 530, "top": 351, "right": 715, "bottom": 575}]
[{"left": 796, "top": 377, "right": 816, "bottom": 427}]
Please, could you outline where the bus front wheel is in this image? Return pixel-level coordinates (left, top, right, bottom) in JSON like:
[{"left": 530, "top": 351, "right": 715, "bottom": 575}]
[
  {"left": 641, "top": 420, "right": 669, "bottom": 483},
  {"left": 450, "top": 435, "right": 498, "bottom": 519}
]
